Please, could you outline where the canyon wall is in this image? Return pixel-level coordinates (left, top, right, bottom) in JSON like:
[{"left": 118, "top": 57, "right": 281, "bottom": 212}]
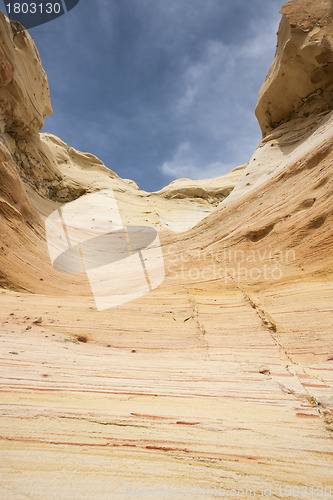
[{"left": 0, "top": 1, "right": 332, "bottom": 498}]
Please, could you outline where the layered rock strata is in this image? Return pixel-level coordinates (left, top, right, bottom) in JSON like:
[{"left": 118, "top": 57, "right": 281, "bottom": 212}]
[{"left": 0, "top": 2, "right": 332, "bottom": 498}]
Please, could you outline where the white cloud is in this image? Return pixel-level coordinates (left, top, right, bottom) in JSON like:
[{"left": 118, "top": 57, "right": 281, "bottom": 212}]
[
  {"left": 240, "top": 14, "right": 280, "bottom": 60},
  {"left": 175, "top": 40, "right": 231, "bottom": 116},
  {"left": 161, "top": 141, "right": 234, "bottom": 180}
]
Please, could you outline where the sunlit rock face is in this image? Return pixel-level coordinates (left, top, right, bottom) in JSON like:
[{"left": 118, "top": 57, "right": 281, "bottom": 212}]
[
  {"left": 256, "top": 0, "right": 333, "bottom": 137},
  {"left": 0, "top": 14, "right": 51, "bottom": 136},
  {"left": 0, "top": 1, "right": 333, "bottom": 498}
]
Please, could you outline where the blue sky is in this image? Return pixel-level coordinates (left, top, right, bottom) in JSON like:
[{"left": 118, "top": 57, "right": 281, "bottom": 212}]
[{"left": 2, "top": 0, "right": 283, "bottom": 191}]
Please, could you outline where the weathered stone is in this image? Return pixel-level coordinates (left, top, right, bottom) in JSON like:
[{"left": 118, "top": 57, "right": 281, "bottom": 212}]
[
  {"left": 0, "top": 1, "right": 332, "bottom": 497},
  {"left": 256, "top": 0, "right": 333, "bottom": 136}
]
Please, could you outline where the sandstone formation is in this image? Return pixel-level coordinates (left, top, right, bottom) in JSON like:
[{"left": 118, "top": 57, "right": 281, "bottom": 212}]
[
  {"left": 0, "top": 2, "right": 332, "bottom": 498},
  {"left": 256, "top": 0, "right": 333, "bottom": 136}
]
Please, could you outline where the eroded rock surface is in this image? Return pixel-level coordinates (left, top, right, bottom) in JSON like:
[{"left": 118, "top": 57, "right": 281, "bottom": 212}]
[
  {"left": 256, "top": 0, "right": 333, "bottom": 136},
  {"left": 0, "top": 1, "right": 332, "bottom": 498}
]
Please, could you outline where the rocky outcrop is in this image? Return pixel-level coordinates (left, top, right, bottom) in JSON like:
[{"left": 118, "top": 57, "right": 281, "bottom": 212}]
[
  {"left": 0, "top": 13, "right": 86, "bottom": 202},
  {"left": 0, "top": 15, "right": 51, "bottom": 138},
  {"left": 216, "top": 0, "right": 333, "bottom": 257},
  {"left": 256, "top": 0, "right": 333, "bottom": 136},
  {"left": 155, "top": 164, "right": 245, "bottom": 203}
]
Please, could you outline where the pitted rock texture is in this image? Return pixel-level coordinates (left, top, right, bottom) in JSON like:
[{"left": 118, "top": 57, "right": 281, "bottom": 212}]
[
  {"left": 0, "top": 14, "right": 51, "bottom": 138},
  {"left": 256, "top": 0, "right": 333, "bottom": 136}
]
